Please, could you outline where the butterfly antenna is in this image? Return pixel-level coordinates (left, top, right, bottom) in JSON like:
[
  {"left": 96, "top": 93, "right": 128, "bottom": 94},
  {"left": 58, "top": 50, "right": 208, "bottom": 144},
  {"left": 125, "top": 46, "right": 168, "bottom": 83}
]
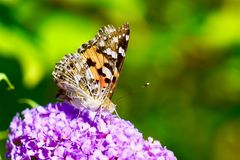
[
  {"left": 77, "top": 109, "right": 81, "bottom": 119},
  {"left": 114, "top": 82, "right": 151, "bottom": 104},
  {"left": 93, "top": 106, "right": 103, "bottom": 122}
]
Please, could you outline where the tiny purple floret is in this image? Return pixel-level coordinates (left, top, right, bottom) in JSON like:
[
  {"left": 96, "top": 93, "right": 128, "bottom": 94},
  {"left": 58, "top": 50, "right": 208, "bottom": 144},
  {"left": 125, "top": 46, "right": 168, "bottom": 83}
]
[{"left": 6, "top": 102, "right": 177, "bottom": 160}]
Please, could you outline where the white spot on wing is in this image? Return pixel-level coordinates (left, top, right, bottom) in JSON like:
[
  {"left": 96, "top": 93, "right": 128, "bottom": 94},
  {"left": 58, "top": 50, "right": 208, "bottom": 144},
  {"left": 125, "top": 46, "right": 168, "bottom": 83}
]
[
  {"left": 105, "top": 48, "right": 117, "bottom": 59},
  {"left": 75, "top": 75, "right": 81, "bottom": 82},
  {"left": 118, "top": 47, "right": 125, "bottom": 56},
  {"left": 99, "top": 40, "right": 105, "bottom": 47},
  {"left": 126, "top": 35, "right": 129, "bottom": 41},
  {"left": 107, "top": 27, "right": 116, "bottom": 33},
  {"left": 113, "top": 37, "right": 118, "bottom": 43},
  {"left": 102, "top": 67, "right": 112, "bottom": 79}
]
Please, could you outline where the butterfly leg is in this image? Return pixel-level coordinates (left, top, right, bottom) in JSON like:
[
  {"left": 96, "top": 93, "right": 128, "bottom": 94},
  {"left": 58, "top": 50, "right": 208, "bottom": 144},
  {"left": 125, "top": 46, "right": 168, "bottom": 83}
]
[
  {"left": 93, "top": 106, "right": 103, "bottom": 122},
  {"left": 114, "top": 108, "right": 120, "bottom": 118},
  {"left": 76, "top": 109, "right": 81, "bottom": 119}
]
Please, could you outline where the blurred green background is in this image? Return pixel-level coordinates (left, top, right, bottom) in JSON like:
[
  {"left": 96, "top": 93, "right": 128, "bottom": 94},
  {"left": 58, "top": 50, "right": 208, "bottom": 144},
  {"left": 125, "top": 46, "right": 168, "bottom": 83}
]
[{"left": 1, "top": 0, "right": 240, "bottom": 159}]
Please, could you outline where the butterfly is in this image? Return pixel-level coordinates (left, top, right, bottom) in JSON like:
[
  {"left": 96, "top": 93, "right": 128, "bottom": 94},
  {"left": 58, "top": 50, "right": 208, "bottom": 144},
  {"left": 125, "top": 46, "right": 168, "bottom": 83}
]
[{"left": 52, "top": 23, "right": 130, "bottom": 113}]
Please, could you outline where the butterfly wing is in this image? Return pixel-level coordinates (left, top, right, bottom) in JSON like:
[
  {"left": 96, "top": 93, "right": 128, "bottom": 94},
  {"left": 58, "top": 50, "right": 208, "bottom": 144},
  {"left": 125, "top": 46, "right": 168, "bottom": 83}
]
[
  {"left": 52, "top": 23, "right": 130, "bottom": 110},
  {"left": 78, "top": 23, "right": 130, "bottom": 99},
  {"left": 53, "top": 53, "right": 102, "bottom": 109}
]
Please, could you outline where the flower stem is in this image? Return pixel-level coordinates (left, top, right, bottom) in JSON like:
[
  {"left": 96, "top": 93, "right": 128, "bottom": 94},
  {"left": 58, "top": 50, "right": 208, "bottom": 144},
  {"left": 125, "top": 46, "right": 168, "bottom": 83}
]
[{"left": 0, "top": 73, "right": 14, "bottom": 90}]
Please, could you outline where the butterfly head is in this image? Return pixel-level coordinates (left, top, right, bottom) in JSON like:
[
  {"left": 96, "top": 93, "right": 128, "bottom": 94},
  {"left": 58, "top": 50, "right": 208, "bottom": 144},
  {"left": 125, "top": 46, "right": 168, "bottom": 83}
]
[{"left": 101, "top": 97, "right": 116, "bottom": 113}]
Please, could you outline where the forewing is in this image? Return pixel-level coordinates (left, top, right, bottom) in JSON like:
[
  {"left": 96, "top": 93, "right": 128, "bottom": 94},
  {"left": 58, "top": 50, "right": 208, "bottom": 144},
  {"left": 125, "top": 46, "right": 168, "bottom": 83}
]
[{"left": 78, "top": 23, "right": 130, "bottom": 99}]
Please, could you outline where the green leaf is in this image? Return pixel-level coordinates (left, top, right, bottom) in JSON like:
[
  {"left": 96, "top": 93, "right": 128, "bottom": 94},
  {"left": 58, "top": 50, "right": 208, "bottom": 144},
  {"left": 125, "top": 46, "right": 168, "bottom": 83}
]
[
  {"left": 0, "top": 25, "right": 45, "bottom": 89},
  {"left": 0, "top": 73, "right": 15, "bottom": 90}
]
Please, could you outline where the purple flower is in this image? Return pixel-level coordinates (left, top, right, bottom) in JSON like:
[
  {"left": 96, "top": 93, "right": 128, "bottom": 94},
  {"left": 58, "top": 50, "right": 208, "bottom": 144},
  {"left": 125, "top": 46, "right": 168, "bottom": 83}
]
[{"left": 6, "top": 102, "right": 177, "bottom": 160}]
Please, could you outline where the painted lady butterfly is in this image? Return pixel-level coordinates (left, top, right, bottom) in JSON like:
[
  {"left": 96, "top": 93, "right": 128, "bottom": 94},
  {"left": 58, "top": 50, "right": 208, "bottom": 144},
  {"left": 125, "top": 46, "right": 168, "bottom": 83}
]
[{"left": 52, "top": 23, "right": 130, "bottom": 113}]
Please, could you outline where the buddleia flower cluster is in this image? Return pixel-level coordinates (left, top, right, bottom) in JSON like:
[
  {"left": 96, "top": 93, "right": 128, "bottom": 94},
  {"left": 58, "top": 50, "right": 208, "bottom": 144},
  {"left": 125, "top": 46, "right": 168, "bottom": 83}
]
[{"left": 6, "top": 102, "right": 177, "bottom": 160}]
